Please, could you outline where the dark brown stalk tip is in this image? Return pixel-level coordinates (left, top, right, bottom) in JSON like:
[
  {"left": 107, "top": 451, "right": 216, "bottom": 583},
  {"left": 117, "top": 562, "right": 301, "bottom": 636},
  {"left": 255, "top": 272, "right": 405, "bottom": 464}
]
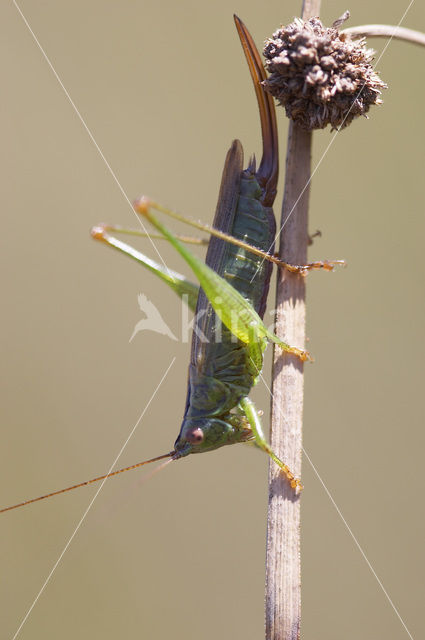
[{"left": 262, "top": 12, "right": 387, "bottom": 131}]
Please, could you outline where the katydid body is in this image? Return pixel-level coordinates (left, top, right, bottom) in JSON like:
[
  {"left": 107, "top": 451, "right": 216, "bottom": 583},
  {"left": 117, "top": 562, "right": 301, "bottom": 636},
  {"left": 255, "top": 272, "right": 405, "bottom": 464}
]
[
  {"left": 1, "top": 17, "right": 305, "bottom": 515},
  {"left": 172, "top": 139, "right": 277, "bottom": 459},
  {"left": 100, "top": 17, "right": 306, "bottom": 488},
  {"left": 134, "top": 17, "right": 305, "bottom": 489}
]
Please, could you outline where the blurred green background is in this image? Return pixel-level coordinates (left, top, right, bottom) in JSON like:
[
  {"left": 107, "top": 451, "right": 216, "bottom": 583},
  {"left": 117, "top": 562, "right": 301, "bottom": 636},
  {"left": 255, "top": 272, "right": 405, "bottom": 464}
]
[{"left": 2, "top": 1, "right": 424, "bottom": 638}]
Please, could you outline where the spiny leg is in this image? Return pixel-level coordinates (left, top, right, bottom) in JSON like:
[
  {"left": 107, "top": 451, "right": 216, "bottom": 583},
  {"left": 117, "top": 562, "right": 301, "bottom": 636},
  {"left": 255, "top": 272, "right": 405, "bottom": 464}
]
[
  {"left": 239, "top": 396, "right": 303, "bottom": 491},
  {"left": 134, "top": 197, "right": 345, "bottom": 275}
]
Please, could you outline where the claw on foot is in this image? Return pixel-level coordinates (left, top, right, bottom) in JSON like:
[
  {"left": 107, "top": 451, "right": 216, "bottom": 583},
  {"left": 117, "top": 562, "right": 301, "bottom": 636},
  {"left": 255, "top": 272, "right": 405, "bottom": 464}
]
[
  {"left": 312, "top": 259, "right": 346, "bottom": 272},
  {"left": 274, "top": 256, "right": 346, "bottom": 275},
  {"left": 300, "top": 259, "right": 347, "bottom": 275},
  {"left": 279, "top": 464, "right": 303, "bottom": 492},
  {"left": 290, "top": 476, "right": 304, "bottom": 491},
  {"left": 286, "top": 346, "right": 313, "bottom": 363}
]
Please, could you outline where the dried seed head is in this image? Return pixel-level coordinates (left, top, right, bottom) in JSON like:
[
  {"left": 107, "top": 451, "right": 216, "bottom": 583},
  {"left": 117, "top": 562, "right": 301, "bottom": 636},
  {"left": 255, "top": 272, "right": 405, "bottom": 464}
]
[{"left": 262, "top": 12, "right": 387, "bottom": 131}]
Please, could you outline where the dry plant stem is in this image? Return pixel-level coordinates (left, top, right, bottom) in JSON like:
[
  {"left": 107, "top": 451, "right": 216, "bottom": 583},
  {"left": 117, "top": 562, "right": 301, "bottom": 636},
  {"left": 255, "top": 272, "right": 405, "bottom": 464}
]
[
  {"left": 266, "top": 124, "right": 310, "bottom": 640},
  {"left": 341, "top": 24, "right": 425, "bottom": 47},
  {"left": 265, "top": 1, "right": 320, "bottom": 639}
]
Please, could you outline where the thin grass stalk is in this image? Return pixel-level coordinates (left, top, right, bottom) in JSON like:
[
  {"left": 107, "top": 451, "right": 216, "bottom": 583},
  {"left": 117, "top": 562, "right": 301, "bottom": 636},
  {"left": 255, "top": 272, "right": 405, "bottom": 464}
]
[{"left": 265, "top": 1, "right": 321, "bottom": 639}]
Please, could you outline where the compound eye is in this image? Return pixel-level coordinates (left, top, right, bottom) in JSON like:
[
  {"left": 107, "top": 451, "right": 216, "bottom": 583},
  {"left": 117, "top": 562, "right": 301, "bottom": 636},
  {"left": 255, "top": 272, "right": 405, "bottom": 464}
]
[{"left": 186, "top": 427, "right": 204, "bottom": 445}]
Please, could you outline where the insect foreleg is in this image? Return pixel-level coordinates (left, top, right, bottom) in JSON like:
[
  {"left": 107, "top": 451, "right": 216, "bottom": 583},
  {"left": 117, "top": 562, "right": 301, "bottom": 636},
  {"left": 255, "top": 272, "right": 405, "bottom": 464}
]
[{"left": 239, "top": 397, "right": 303, "bottom": 491}]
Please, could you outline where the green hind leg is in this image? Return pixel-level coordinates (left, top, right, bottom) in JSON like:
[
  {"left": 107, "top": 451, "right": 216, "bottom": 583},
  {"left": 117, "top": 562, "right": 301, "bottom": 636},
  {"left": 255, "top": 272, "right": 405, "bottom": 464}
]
[{"left": 239, "top": 396, "right": 303, "bottom": 491}]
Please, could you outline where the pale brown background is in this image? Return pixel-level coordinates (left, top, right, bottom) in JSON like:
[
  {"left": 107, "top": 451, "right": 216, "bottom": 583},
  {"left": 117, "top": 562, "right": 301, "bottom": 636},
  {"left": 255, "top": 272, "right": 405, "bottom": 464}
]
[{"left": 2, "top": 1, "right": 424, "bottom": 639}]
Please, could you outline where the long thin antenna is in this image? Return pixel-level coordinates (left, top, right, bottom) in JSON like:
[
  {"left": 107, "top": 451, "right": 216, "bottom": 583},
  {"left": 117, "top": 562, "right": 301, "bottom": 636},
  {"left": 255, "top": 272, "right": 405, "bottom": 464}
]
[{"left": 0, "top": 452, "right": 174, "bottom": 513}]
